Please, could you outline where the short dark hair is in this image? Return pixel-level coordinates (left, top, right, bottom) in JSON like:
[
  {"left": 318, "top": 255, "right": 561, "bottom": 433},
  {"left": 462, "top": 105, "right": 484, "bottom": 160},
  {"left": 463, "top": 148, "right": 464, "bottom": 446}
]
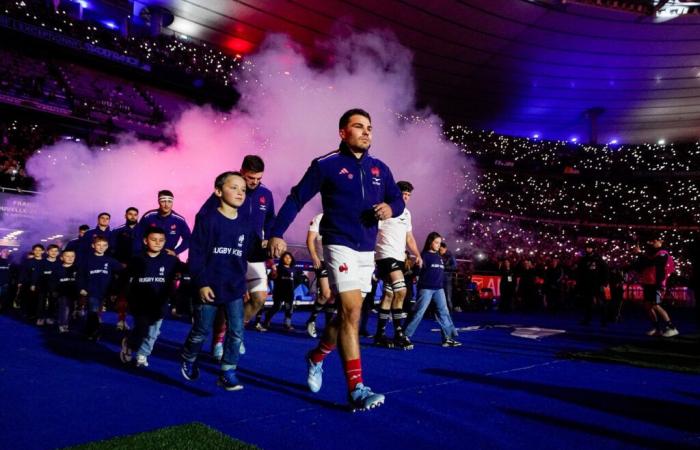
[
  {"left": 98, "top": 212, "right": 110, "bottom": 219},
  {"left": 145, "top": 227, "right": 166, "bottom": 238},
  {"left": 158, "top": 190, "right": 174, "bottom": 198},
  {"left": 397, "top": 181, "right": 413, "bottom": 193},
  {"left": 125, "top": 207, "right": 138, "bottom": 214},
  {"left": 214, "top": 171, "right": 244, "bottom": 190},
  {"left": 32, "top": 244, "right": 45, "bottom": 251},
  {"left": 93, "top": 235, "right": 109, "bottom": 244},
  {"left": 440, "top": 242, "right": 448, "bottom": 249},
  {"left": 339, "top": 108, "right": 371, "bottom": 129},
  {"left": 241, "top": 155, "right": 265, "bottom": 173},
  {"left": 47, "top": 244, "right": 60, "bottom": 251},
  {"left": 78, "top": 224, "right": 90, "bottom": 232},
  {"left": 61, "top": 249, "right": 76, "bottom": 255}
]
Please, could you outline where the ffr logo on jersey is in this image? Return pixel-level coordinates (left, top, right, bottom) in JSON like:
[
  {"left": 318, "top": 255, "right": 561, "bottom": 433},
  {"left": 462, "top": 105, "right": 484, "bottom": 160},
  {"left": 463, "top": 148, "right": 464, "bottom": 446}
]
[
  {"left": 370, "top": 166, "right": 382, "bottom": 186},
  {"left": 238, "top": 234, "right": 245, "bottom": 248}
]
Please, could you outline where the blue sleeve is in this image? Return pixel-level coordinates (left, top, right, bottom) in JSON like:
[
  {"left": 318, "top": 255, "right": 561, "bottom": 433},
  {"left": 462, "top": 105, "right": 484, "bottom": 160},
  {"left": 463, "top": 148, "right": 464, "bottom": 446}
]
[
  {"left": 77, "top": 260, "right": 88, "bottom": 292},
  {"left": 271, "top": 161, "right": 323, "bottom": 238},
  {"left": 188, "top": 215, "right": 209, "bottom": 288},
  {"left": 264, "top": 191, "right": 276, "bottom": 241},
  {"left": 132, "top": 220, "right": 144, "bottom": 255},
  {"left": 174, "top": 217, "right": 191, "bottom": 255},
  {"left": 110, "top": 257, "right": 124, "bottom": 273},
  {"left": 198, "top": 193, "right": 219, "bottom": 216},
  {"left": 30, "top": 261, "right": 41, "bottom": 285},
  {"left": 79, "top": 231, "right": 91, "bottom": 258},
  {"left": 382, "top": 163, "right": 405, "bottom": 218},
  {"left": 108, "top": 229, "right": 117, "bottom": 257}
]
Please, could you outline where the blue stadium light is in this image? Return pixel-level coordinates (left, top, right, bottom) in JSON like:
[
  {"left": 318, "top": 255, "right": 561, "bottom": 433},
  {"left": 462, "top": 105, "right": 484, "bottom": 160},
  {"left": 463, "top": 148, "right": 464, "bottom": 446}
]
[
  {"left": 101, "top": 20, "right": 117, "bottom": 30},
  {"left": 609, "top": 138, "right": 619, "bottom": 145},
  {"left": 570, "top": 136, "right": 578, "bottom": 143},
  {"left": 75, "top": 0, "right": 89, "bottom": 8},
  {"left": 532, "top": 132, "right": 540, "bottom": 139}
]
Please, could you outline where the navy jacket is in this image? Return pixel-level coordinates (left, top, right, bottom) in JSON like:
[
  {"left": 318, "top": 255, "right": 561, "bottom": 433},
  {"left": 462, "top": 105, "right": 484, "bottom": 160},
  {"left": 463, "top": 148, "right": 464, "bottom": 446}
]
[
  {"left": 133, "top": 210, "right": 191, "bottom": 255},
  {"left": 189, "top": 208, "right": 258, "bottom": 304},
  {"left": 32, "top": 258, "right": 61, "bottom": 292},
  {"left": 19, "top": 258, "right": 42, "bottom": 284},
  {"left": 55, "top": 265, "right": 78, "bottom": 299},
  {"left": 271, "top": 142, "right": 405, "bottom": 251},
  {"left": 77, "top": 253, "right": 123, "bottom": 298},
  {"left": 418, "top": 251, "right": 445, "bottom": 290},
  {"left": 110, "top": 223, "right": 137, "bottom": 263},
  {"left": 272, "top": 264, "right": 296, "bottom": 300},
  {"left": 63, "top": 238, "right": 80, "bottom": 253},
  {"left": 126, "top": 252, "right": 181, "bottom": 320},
  {"left": 199, "top": 183, "right": 275, "bottom": 262}
]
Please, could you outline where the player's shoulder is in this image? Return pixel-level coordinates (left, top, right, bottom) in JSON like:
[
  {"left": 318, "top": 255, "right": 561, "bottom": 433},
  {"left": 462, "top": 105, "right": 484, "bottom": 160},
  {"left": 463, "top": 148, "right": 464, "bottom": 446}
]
[
  {"left": 314, "top": 149, "right": 341, "bottom": 165},
  {"left": 141, "top": 209, "right": 160, "bottom": 219},
  {"left": 170, "top": 211, "right": 188, "bottom": 223}
]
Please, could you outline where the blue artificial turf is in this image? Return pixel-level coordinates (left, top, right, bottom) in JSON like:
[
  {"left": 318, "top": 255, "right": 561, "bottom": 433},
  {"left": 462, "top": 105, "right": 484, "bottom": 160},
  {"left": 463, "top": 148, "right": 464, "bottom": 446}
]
[{"left": 0, "top": 305, "right": 698, "bottom": 450}]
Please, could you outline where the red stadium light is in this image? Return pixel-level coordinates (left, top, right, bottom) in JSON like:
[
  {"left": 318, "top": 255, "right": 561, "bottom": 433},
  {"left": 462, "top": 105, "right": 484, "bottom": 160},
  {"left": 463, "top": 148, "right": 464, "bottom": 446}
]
[{"left": 224, "top": 37, "right": 254, "bottom": 55}]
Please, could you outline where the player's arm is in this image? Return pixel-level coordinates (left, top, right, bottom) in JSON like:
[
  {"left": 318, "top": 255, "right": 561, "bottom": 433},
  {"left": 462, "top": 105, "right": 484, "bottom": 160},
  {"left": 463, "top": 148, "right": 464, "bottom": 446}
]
[{"left": 406, "top": 231, "right": 422, "bottom": 267}]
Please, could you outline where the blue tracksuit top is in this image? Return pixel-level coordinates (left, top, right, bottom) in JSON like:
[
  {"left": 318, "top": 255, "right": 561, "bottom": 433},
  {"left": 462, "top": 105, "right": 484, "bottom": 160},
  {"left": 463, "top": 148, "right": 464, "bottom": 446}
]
[
  {"left": 78, "top": 253, "right": 123, "bottom": 298},
  {"left": 198, "top": 183, "right": 275, "bottom": 262},
  {"left": 133, "top": 210, "right": 191, "bottom": 255},
  {"left": 271, "top": 142, "right": 405, "bottom": 251},
  {"left": 110, "top": 223, "right": 137, "bottom": 263},
  {"left": 188, "top": 208, "right": 258, "bottom": 304},
  {"left": 417, "top": 251, "right": 445, "bottom": 290},
  {"left": 63, "top": 238, "right": 80, "bottom": 253}
]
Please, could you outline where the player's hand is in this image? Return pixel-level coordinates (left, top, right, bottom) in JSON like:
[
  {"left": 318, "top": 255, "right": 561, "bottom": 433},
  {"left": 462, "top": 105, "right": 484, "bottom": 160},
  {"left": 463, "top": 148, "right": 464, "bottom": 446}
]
[
  {"left": 200, "top": 287, "right": 215, "bottom": 303},
  {"left": 268, "top": 237, "right": 287, "bottom": 259},
  {"left": 261, "top": 239, "right": 269, "bottom": 249},
  {"left": 30, "top": 285, "right": 36, "bottom": 292},
  {"left": 79, "top": 289, "right": 88, "bottom": 297},
  {"left": 373, "top": 203, "right": 392, "bottom": 221},
  {"left": 415, "top": 255, "right": 423, "bottom": 268},
  {"left": 311, "top": 255, "right": 322, "bottom": 270},
  {"left": 165, "top": 249, "right": 177, "bottom": 257}
]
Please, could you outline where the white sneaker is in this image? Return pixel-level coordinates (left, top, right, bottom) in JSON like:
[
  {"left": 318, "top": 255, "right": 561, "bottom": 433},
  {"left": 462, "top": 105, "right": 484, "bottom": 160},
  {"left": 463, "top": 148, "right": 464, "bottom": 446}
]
[
  {"left": 254, "top": 322, "right": 267, "bottom": 332},
  {"left": 59, "top": 325, "right": 69, "bottom": 334},
  {"left": 45, "top": 318, "right": 55, "bottom": 325},
  {"left": 136, "top": 354, "right": 149, "bottom": 367},
  {"left": 646, "top": 328, "right": 659, "bottom": 336},
  {"left": 306, "top": 321, "right": 317, "bottom": 338},
  {"left": 662, "top": 327, "right": 679, "bottom": 338},
  {"left": 36, "top": 318, "right": 45, "bottom": 326}
]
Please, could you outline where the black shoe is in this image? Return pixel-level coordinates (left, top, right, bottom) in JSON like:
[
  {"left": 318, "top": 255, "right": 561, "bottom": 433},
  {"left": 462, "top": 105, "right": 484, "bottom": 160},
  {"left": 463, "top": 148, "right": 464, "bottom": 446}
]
[
  {"left": 373, "top": 333, "right": 394, "bottom": 348},
  {"left": 393, "top": 333, "right": 414, "bottom": 350}
]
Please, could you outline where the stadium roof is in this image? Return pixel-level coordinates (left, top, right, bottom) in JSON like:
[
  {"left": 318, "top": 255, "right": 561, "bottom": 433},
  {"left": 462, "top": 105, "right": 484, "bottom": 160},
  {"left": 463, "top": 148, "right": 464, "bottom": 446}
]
[{"left": 129, "top": 0, "right": 700, "bottom": 144}]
